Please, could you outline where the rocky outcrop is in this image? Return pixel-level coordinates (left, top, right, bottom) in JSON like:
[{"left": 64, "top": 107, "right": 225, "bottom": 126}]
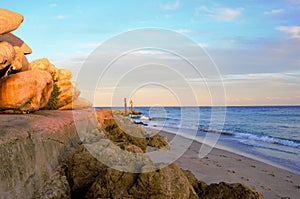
[
  {"left": 0, "top": 70, "right": 53, "bottom": 113},
  {"left": 0, "top": 8, "right": 90, "bottom": 112},
  {"left": 0, "top": 8, "right": 24, "bottom": 35},
  {"left": 85, "top": 163, "right": 198, "bottom": 199},
  {"left": 0, "top": 109, "right": 96, "bottom": 199},
  {"left": 30, "top": 58, "right": 82, "bottom": 109},
  {"left": 0, "top": 109, "right": 265, "bottom": 198}
]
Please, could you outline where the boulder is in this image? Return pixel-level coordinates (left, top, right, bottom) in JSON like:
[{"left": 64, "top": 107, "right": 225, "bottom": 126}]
[
  {"left": 182, "top": 169, "right": 265, "bottom": 199},
  {"left": 0, "top": 41, "right": 15, "bottom": 77},
  {"left": 96, "top": 109, "right": 148, "bottom": 152},
  {"left": 0, "top": 33, "right": 32, "bottom": 54},
  {"left": 57, "top": 68, "right": 72, "bottom": 81},
  {"left": 56, "top": 80, "right": 80, "bottom": 108},
  {"left": 147, "top": 133, "right": 169, "bottom": 149},
  {"left": 0, "top": 70, "right": 53, "bottom": 113},
  {"left": 30, "top": 58, "right": 57, "bottom": 80},
  {"left": 198, "top": 182, "right": 265, "bottom": 199},
  {"left": 59, "top": 97, "right": 92, "bottom": 110},
  {"left": 0, "top": 8, "right": 24, "bottom": 35},
  {"left": 86, "top": 163, "right": 198, "bottom": 199}
]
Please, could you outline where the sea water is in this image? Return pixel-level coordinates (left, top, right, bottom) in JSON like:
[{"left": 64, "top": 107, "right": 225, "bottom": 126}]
[{"left": 129, "top": 106, "right": 300, "bottom": 174}]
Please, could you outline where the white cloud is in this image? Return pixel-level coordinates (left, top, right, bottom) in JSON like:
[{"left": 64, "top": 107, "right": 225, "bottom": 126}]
[
  {"left": 160, "top": 0, "right": 180, "bottom": 10},
  {"left": 264, "top": 9, "right": 284, "bottom": 16},
  {"left": 276, "top": 26, "right": 300, "bottom": 39},
  {"left": 54, "top": 15, "right": 68, "bottom": 20},
  {"left": 195, "top": 6, "right": 243, "bottom": 21}
]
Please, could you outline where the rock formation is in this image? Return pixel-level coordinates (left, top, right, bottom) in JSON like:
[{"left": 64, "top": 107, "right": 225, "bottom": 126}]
[
  {"left": 0, "top": 70, "right": 53, "bottom": 113},
  {"left": 0, "top": 8, "right": 24, "bottom": 35},
  {"left": 0, "top": 8, "right": 91, "bottom": 113},
  {"left": 182, "top": 169, "right": 265, "bottom": 199}
]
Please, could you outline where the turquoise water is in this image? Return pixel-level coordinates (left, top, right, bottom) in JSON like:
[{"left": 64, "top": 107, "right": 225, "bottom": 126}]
[{"left": 127, "top": 106, "right": 300, "bottom": 174}]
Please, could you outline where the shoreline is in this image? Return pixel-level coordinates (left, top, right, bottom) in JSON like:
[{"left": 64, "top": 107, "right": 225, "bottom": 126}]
[{"left": 146, "top": 127, "right": 300, "bottom": 199}]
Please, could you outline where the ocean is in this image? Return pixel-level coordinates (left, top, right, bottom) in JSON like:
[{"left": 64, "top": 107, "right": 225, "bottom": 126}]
[{"left": 127, "top": 106, "right": 300, "bottom": 174}]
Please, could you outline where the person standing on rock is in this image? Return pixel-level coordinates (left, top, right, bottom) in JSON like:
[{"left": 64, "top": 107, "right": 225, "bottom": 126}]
[{"left": 130, "top": 99, "right": 133, "bottom": 112}]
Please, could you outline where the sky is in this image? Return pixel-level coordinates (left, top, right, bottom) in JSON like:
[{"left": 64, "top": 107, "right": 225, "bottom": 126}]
[{"left": 2, "top": 0, "right": 300, "bottom": 106}]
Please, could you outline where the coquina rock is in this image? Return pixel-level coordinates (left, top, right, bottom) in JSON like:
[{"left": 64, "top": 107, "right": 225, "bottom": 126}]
[
  {"left": 0, "top": 8, "right": 24, "bottom": 35},
  {"left": 0, "top": 33, "right": 32, "bottom": 54},
  {"left": 0, "top": 70, "right": 53, "bottom": 113}
]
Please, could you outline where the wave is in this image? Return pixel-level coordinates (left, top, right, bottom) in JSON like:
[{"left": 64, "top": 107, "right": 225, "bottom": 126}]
[
  {"left": 235, "top": 133, "right": 300, "bottom": 148},
  {"left": 197, "top": 128, "right": 234, "bottom": 136}
]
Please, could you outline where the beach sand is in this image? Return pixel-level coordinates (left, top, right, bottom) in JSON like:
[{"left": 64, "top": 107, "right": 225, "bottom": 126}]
[{"left": 153, "top": 129, "right": 300, "bottom": 199}]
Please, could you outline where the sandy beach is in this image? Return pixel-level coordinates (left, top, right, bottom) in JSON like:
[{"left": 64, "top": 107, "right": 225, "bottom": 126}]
[{"left": 153, "top": 129, "right": 300, "bottom": 199}]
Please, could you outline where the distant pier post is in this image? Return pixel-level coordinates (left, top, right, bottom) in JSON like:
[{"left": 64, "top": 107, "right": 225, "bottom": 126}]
[
  {"left": 130, "top": 100, "right": 133, "bottom": 112},
  {"left": 124, "top": 98, "right": 127, "bottom": 115}
]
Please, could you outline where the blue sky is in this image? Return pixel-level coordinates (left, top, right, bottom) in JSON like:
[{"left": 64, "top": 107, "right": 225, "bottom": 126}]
[{"left": 2, "top": 0, "right": 300, "bottom": 105}]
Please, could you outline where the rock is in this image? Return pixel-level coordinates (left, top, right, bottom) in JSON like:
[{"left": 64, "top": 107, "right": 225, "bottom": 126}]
[
  {"left": 57, "top": 68, "right": 72, "bottom": 81},
  {"left": 34, "top": 167, "right": 71, "bottom": 199},
  {"left": 131, "top": 163, "right": 198, "bottom": 199},
  {"left": 0, "top": 70, "right": 53, "bottom": 113},
  {"left": 30, "top": 58, "right": 57, "bottom": 80},
  {"left": 0, "top": 109, "right": 96, "bottom": 198},
  {"left": 85, "top": 168, "right": 138, "bottom": 199},
  {"left": 198, "top": 182, "right": 265, "bottom": 199},
  {"left": 182, "top": 169, "right": 265, "bottom": 199},
  {"left": 147, "top": 133, "right": 169, "bottom": 149},
  {"left": 0, "top": 8, "right": 24, "bottom": 35},
  {"left": 86, "top": 163, "right": 198, "bottom": 199},
  {"left": 10, "top": 46, "right": 24, "bottom": 71},
  {"left": 56, "top": 80, "right": 80, "bottom": 108},
  {"left": 0, "top": 41, "right": 15, "bottom": 77},
  {"left": 59, "top": 97, "right": 92, "bottom": 110},
  {"left": 67, "top": 145, "right": 107, "bottom": 195},
  {"left": 96, "top": 109, "right": 148, "bottom": 152},
  {"left": 20, "top": 54, "right": 30, "bottom": 71},
  {"left": 0, "top": 33, "right": 32, "bottom": 54}
]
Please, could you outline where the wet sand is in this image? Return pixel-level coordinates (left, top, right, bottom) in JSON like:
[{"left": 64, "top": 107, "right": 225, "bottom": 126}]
[{"left": 155, "top": 129, "right": 300, "bottom": 199}]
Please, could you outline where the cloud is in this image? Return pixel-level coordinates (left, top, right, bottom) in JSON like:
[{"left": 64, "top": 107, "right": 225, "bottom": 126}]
[
  {"left": 54, "top": 15, "right": 68, "bottom": 20},
  {"left": 264, "top": 9, "right": 284, "bottom": 16},
  {"left": 195, "top": 6, "right": 243, "bottom": 21},
  {"left": 276, "top": 26, "right": 300, "bottom": 39},
  {"left": 160, "top": 0, "right": 180, "bottom": 10}
]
